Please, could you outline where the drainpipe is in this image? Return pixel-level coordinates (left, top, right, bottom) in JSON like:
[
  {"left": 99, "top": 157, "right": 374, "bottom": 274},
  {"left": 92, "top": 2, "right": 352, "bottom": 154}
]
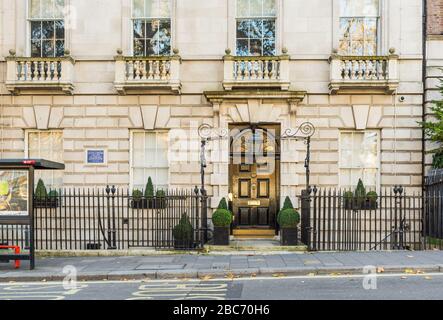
[{"left": 422, "top": 0, "right": 427, "bottom": 190}]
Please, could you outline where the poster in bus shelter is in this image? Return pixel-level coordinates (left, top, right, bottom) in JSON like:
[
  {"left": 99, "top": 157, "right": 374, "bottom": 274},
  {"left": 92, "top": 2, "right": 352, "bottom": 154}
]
[{"left": 0, "top": 170, "right": 29, "bottom": 216}]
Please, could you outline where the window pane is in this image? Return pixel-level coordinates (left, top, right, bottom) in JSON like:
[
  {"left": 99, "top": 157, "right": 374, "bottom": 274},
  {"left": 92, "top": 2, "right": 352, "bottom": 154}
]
[
  {"left": 42, "top": 21, "right": 55, "bottom": 39},
  {"left": 55, "top": 20, "right": 64, "bottom": 39},
  {"left": 133, "top": 39, "right": 145, "bottom": 56},
  {"left": 145, "top": 0, "right": 155, "bottom": 17},
  {"left": 54, "top": 0, "right": 64, "bottom": 18},
  {"left": 31, "top": 40, "right": 42, "bottom": 57},
  {"left": 263, "top": 19, "right": 275, "bottom": 38},
  {"left": 42, "top": 40, "right": 55, "bottom": 57},
  {"left": 237, "top": 0, "right": 249, "bottom": 17},
  {"left": 31, "top": 21, "right": 42, "bottom": 40},
  {"left": 250, "top": 39, "right": 262, "bottom": 55},
  {"left": 146, "top": 20, "right": 159, "bottom": 39},
  {"left": 237, "top": 20, "right": 250, "bottom": 38},
  {"left": 133, "top": 20, "right": 145, "bottom": 38},
  {"left": 30, "top": 0, "right": 41, "bottom": 18},
  {"left": 28, "top": 132, "right": 63, "bottom": 188},
  {"left": 249, "top": 0, "right": 263, "bottom": 17},
  {"left": 263, "top": 37, "right": 275, "bottom": 56},
  {"left": 133, "top": 0, "right": 144, "bottom": 18},
  {"left": 158, "top": 0, "right": 171, "bottom": 18},
  {"left": 249, "top": 19, "right": 263, "bottom": 38},
  {"left": 131, "top": 132, "right": 169, "bottom": 190},
  {"left": 55, "top": 40, "right": 64, "bottom": 56},
  {"left": 236, "top": 39, "right": 249, "bottom": 56},
  {"left": 340, "top": 131, "right": 379, "bottom": 189},
  {"left": 158, "top": 21, "right": 171, "bottom": 55},
  {"left": 340, "top": 0, "right": 379, "bottom": 17},
  {"left": 41, "top": 0, "right": 54, "bottom": 18},
  {"left": 263, "top": 0, "right": 276, "bottom": 16}
]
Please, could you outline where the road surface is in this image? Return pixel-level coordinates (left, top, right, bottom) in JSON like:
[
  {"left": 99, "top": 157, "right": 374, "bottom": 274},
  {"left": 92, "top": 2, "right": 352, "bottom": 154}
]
[{"left": 0, "top": 273, "right": 442, "bottom": 300}]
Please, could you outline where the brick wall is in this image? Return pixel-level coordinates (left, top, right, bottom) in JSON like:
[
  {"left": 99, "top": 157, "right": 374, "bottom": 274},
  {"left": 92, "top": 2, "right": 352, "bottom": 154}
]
[{"left": 428, "top": 0, "right": 443, "bottom": 35}]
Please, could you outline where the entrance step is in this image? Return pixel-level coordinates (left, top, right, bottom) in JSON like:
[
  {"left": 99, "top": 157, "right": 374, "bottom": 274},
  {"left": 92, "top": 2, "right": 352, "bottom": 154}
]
[
  {"left": 205, "top": 238, "right": 307, "bottom": 253},
  {"left": 232, "top": 229, "right": 276, "bottom": 239}
]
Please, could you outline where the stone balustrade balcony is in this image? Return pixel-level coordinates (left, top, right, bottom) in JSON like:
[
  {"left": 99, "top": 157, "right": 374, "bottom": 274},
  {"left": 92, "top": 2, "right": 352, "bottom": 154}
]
[
  {"left": 329, "top": 49, "right": 399, "bottom": 94},
  {"left": 5, "top": 50, "right": 75, "bottom": 95},
  {"left": 114, "top": 49, "right": 181, "bottom": 94},
  {"left": 223, "top": 49, "right": 290, "bottom": 91}
]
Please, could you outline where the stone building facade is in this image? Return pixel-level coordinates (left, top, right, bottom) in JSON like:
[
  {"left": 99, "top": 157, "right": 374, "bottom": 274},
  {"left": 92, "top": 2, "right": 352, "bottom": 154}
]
[
  {"left": 426, "top": 0, "right": 443, "bottom": 171},
  {"left": 0, "top": 0, "right": 426, "bottom": 221}
]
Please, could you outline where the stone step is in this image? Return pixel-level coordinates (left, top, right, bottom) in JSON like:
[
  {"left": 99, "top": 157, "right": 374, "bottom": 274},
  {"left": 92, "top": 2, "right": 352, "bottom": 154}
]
[{"left": 232, "top": 229, "right": 276, "bottom": 238}]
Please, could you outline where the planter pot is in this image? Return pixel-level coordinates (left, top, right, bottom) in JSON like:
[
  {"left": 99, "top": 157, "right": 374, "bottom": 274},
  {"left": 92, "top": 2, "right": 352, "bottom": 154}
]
[
  {"left": 151, "top": 198, "right": 167, "bottom": 209},
  {"left": 130, "top": 198, "right": 168, "bottom": 209},
  {"left": 281, "top": 227, "right": 298, "bottom": 246},
  {"left": 34, "top": 198, "right": 59, "bottom": 209},
  {"left": 174, "top": 239, "right": 194, "bottom": 250},
  {"left": 130, "top": 199, "right": 147, "bottom": 209},
  {"left": 362, "top": 200, "right": 378, "bottom": 210},
  {"left": 213, "top": 226, "right": 230, "bottom": 245}
]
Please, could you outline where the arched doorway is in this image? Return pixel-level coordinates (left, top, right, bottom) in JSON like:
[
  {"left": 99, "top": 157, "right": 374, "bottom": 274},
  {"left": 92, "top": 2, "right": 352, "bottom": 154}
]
[{"left": 229, "top": 123, "right": 281, "bottom": 231}]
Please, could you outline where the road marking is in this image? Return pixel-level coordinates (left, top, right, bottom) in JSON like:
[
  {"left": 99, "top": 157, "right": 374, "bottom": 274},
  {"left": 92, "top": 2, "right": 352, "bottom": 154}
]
[
  {"left": 127, "top": 283, "right": 229, "bottom": 300},
  {"left": 0, "top": 283, "right": 88, "bottom": 300}
]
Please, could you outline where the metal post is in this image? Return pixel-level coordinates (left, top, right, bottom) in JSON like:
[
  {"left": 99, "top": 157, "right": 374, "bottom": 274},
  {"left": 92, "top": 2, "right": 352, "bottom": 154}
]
[
  {"left": 29, "top": 167, "right": 35, "bottom": 270},
  {"left": 305, "top": 136, "right": 311, "bottom": 192},
  {"left": 111, "top": 185, "right": 117, "bottom": 249}
]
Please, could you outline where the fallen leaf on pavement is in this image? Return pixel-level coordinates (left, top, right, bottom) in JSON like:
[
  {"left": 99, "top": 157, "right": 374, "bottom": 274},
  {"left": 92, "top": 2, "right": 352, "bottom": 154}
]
[
  {"left": 400, "top": 276, "right": 408, "bottom": 280},
  {"left": 425, "top": 276, "right": 432, "bottom": 280},
  {"left": 329, "top": 273, "right": 341, "bottom": 276},
  {"left": 250, "top": 273, "right": 257, "bottom": 278},
  {"left": 404, "top": 269, "right": 415, "bottom": 274},
  {"left": 377, "top": 267, "right": 385, "bottom": 273},
  {"left": 225, "top": 273, "right": 236, "bottom": 280},
  {"left": 308, "top": 273, "right": 316, "bottom": 277},
  {"left": 200, "top": 275, "right": 213, "bottom": 281},
  {"left": 272, "top": 273, "right": 285, "bottom": 278},
  {"left": 407, "top": 255, "right": 414, "bottom": 258}
]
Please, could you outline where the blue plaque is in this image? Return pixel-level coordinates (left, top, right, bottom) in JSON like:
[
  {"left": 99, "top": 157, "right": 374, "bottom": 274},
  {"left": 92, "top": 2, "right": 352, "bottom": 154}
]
[{"left": 87, "top": 150, "right": 105, "bottom": 164}]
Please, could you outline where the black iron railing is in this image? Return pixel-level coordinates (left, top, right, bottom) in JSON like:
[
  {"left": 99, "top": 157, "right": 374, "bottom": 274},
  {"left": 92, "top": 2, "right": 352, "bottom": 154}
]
[
  {"left": 300, "top": 187, "right": 427, "bottom": 251},
  {"left": 0, "top": 187, "right": 208, "bottom": 251}
]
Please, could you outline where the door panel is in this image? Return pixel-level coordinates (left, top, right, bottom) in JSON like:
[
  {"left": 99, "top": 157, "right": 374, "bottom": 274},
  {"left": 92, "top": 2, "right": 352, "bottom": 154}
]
[{"left": 230, "top": 124, "right": 280, "bottom": 229}]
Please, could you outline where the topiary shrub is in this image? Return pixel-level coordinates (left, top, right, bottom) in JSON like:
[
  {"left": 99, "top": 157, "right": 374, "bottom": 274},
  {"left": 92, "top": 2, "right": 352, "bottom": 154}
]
[
  {"left": 282, "top": 196, "right": 294, "bottom": 210},
  {"left": 343, "top": 191, "right": 354, "bottom": 209},
  {"left": 277, "top": 208, "right": 300, "bottom": 228},
  {"left": 156, "top": 189, "right": 166, "bottom": 197},
  {"left": 212, "top": 209, "right": 233, "bottom": 227},
  {"left": 366, "top": 191, "right": 378, "bottom": 209},
  {"left": 35, "top": 179, "right": 48, "bottom": 200},
  {"left": 132, "top": 189, "right": 143, "bottom": 201},
  {"left": 145, "top": 177, "right": 154, "bottom": 198},
  {"left": 173, "top": 213, "right": 194, "bottom": 249},
  {"left": 354, "top": 179, "right": 367, "bottom": 208},
  {"left": 48, "top": 190, "right": 58, "bottom": 198},
  {"left": 217, "top": 198, "right": 228, "bottom": 210}
]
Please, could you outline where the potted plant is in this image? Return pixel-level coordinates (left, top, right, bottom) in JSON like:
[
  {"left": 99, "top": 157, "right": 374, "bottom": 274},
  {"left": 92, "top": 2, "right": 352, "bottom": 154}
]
[
  {"left": 354, "top": 179, "right": 367, "bottom": 210},
  {"left": 212, "top": 198, "right": 233, "bottom": 245},
  {"left": 145, "top": 177, "right": 155, "bottom": 208},
  {"left": 277, "top": 197, "right": 300, "bottom": 246},
  {"left": 46, "top": 190, "right": 59, "bottom": 208},
  {"left": 154, "top": 189, "right": 167, "bottom": 209},
  {"left": 34, "top": 179, "right": 58, "bottom": 208},
  {"left": 343, "top": 191, "right": 354, "bottom": 210},
  {"left": 130, "top": 189, "right": 145, "bottom": 209},
  {"left": 172, "top": 213, "right": 194, "bottom": 250},
  {"left": 366, "top": 191, "right": 378, "bottom": 210}
]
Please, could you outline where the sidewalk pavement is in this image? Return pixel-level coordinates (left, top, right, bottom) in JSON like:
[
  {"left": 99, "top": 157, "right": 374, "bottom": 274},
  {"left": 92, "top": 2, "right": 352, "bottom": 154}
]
[{"left": 1, "top": 251, "right": 443, "bottom": 282}]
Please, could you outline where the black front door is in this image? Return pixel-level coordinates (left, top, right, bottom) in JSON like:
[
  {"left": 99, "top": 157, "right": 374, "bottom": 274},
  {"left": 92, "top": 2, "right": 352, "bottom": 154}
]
[{"left": 229, "top": 124, "right": 280, "bottom": 229}]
